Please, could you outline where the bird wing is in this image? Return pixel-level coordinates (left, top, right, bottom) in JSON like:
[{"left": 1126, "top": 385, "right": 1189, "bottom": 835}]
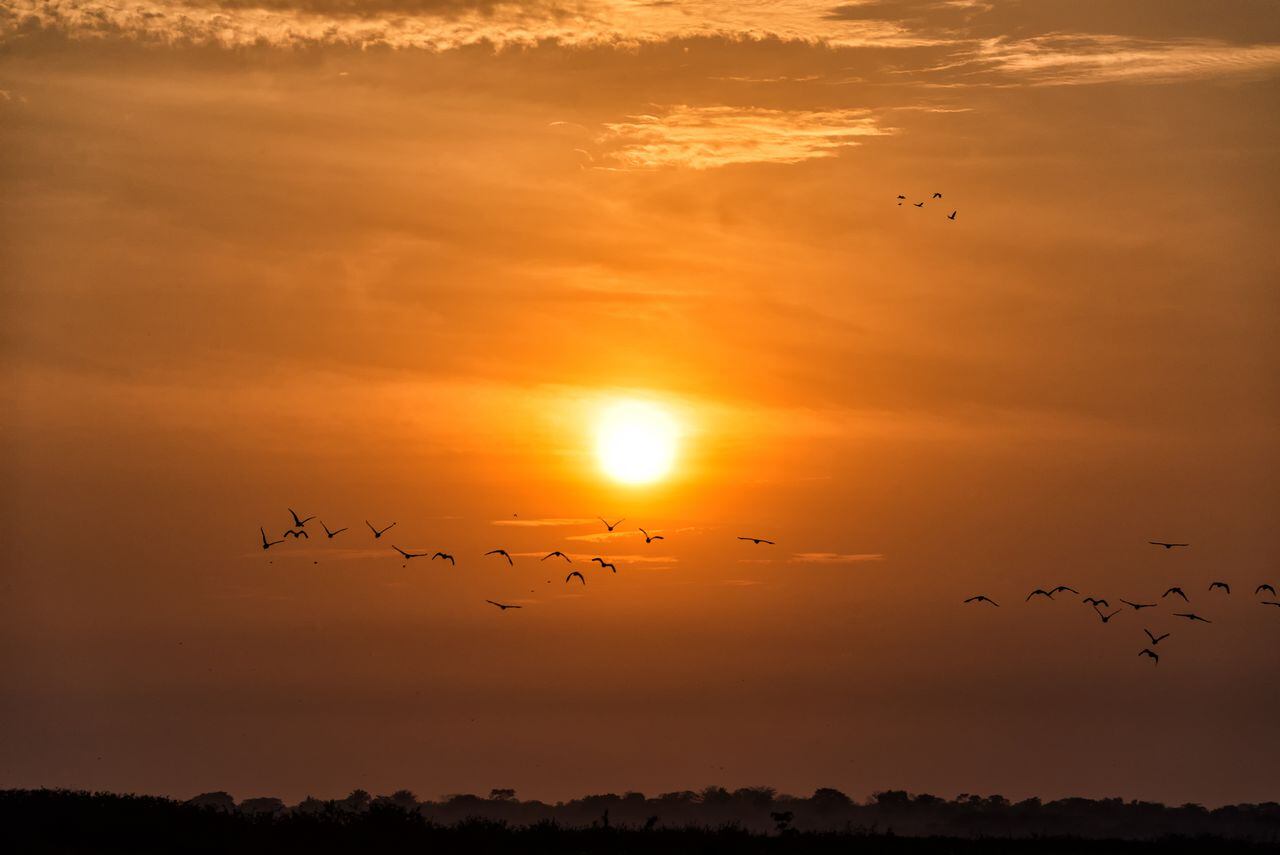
[
  {"left": 290, "top": 508, "right": 302, "bottom": 526},
  {"left": 260, "top": 527, "right": 269, "bottom": 547},
  {"left": 592, "top": 557, "right": 604, "bottom": 565}
]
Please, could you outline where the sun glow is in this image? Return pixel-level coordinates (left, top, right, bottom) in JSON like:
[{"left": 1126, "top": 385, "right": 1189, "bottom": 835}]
[{"left": 594, "top": 400, "right": 679, "bottom": 485}]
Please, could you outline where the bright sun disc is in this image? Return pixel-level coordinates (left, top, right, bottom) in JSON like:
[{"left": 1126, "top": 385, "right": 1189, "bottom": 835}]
[{"left": 594, "top": 400, "right": 679, "bottom": 485}]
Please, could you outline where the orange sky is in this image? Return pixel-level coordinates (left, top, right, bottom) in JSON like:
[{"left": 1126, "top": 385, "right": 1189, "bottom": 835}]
[{"left": 2, "top": 1, "right": 1279, "bottom": 806}]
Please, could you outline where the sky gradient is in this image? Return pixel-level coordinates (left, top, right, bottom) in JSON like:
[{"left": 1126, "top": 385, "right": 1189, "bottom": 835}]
[{"left": 2, "top": 1, "right": 1279, "bottom": 807}]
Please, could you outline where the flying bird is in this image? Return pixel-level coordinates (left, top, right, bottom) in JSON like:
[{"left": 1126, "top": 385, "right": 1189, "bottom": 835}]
[
  {"left": 1120, "top": 599, "right": 1156, "bottom": 610},
  {"left": 566, "top": 571, "right": 586, "bottom": 585},
  {"left": 1144, "top": 629, "right": 1170, "bottom": 645},
  {"left": 1026, "top": 589, "right": 1055, "bottom": 601},
  {"left": 592, "top": 557, "right": 617, "bottom": 573},
  {"left": 932, "top": 192, "right": 943, "bottom": 199},
  {"left": 432, "top": 552, "right": 455, "bottom": 565},
  {"left": 485, "top": 600, "right": 522, "bottom": 611},
  {"left": 1094, "top": 606, "right": 1122, "bottom": 624},
  {"left": 913, "top": 202, "right": 924, "bottom": 208},
  {"left": 1138, "top": 648, "right": 1159, "bottom": 665},
  {"left": 1083, "top": 597, "right": 1109, "bottom": 608},
  {"left": 393, "top": 545, "right": 429, "bottom": 560},
  {"left": 964, "top": 595, "right": 999, "bottom": 606},
  {"left": 639, "top": 528, "right": 664, "bottom": 543},
  {"left": 1256, "top": 584, "right": 1277, "bottom": 596},
  {"left": 896, "top": 194, "right": 906, "bottom": 200},
  {"left": 260, "top": 527, "right": 284, "bottom": 550},
  {"left": 598, "top": 517, "right": 625, "bottom": 531},
  {"left": 1049, "top": 585, "right": 1079, "bottom": 596},
  {"left": 1261, "top": 601, "right": 1280, "bottom": 608},
  {"left": 320, "top": 521, "right": 347, "bottom": 539},
  {"left": 366, "top": 520, "right": 396, "bottom": 538},
  {"left": 738, "top": 537, "right": 775, "bottom": 545},
  {"left": 1208, "top": 581, "right": 1230, "bottom": 594},
  {"left": 485, "top": 549, "right": 514, "bottom": 565},
  {"left": 947, "top": 210, "right": 957, "bottom": 220},
  {"left": 1173, "top": 612, "right": 1211, "bottom": 623},
  {"left": 283, "top": 529, "right": 308, "bottom": 539},
  {"left": 288, "top": 508, "right": 315, "bottom": 528},
  {"left": 542, "top": 551, "right": 571, "bottom": 563},
  {"left": 1162, "top": 587, "right": 1188, "bottom": 602},
  {"left": 1149, "top": 541, "right": 1189, "bottom": 549}
]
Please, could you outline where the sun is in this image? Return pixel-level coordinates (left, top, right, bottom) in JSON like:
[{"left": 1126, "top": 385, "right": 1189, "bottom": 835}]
[{"left": 594, "top": 400, "right": 679, "bottom": 485}]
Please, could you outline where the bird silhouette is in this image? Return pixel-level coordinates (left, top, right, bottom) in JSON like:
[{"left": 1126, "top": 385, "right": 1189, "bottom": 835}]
[
  {"left": 283, "top": 529, "right": 308, "bottom": 539},
  {"left": 432, "top": 552, "right": 455, "bottom": 565},
  {"left": 1094, "top": 606, "right": 1122, "bottom": 624},
  {"left": 542, "top": 551, "right": 571, "bottom": 562},
  {"left": 485, "top": 600, "right": 522, "bottom": 611},
  {"left": 738, "top": 537, "right": 775, "bottom": 545},
  {"left": 1173, "top": 612, "right": 1211, "bottom": 623},
  {"left": 321, "top": 521, "right": 347, "bottom": 539},
  {"left": 393, "top": 545, "right": 429, "bottom": 560},
  {"left": 1138, "top": 648, "right": 1159, "bottom": 665},
  {"left": 947, "top": 210, "right": 957, "bottom": 220},
  {"left": 933, "top": 192, "right": 943, "bottom": 199},
  {"left": 566, "top": 571, "right": 585, "bottom": 585},
  {"left": 598, "top": 517, "right": 625, "bottom": 531},
  {"left": 1208, "top": 581, "right": 1230, "bottom": 594},
  {"left": 1049, "top": 585, "right": 1079, "bottom": 596},
  {"left": 1120, "top": 599, "right": 1156, "bottom": 610},
  {"left": 1144, "top": 629, "right": 1170, "bottom": 645},
  {"left": 367, "top": 520, "right": 396, "bottom": 538},
  {"left": 1261, "top": 601, "right": 1280, "bottom": 607},
  {"left": 592, "top": 557, "right": 617, "bottom": 573},
  {"left": 1256, "top": 584, "right": 1277, "bottom": 596},
  {"left": 1162, "top": 587, "right": 1188, "bottom": 602},
  {"left": 288, "top": 508, "right": 315, "bottom": 528},
  {"left": 913, "top": 202, "right": 924, "bottom": 208},
  {"left": 1149, "top": 541, "right": 1189, "bottom": 549},
  {"left": 260, "top": 527, "right": 284, "bottom": 550},
  {"left": 640, "top": 529, "right": 664, "bottom": 543},
  {"left": 1083, "top": 597, "right": 1109, "bottom": 608},
  {"left": 964, "top": 595, "right": 999, "bottom": 606},
  {"left": 1026, "top": 589, "right": 1055, "bottom": 601},
  {"left": 485, "top": 549, "right": 514, "bottom": 565},
  {"left": 896, "top": 194, "right": 906, "bottom": 200}
]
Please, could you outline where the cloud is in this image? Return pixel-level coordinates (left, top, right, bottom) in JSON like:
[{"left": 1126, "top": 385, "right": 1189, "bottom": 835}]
[
  {"left": 597, "top": 105, "right": 891, "bottom": 170},
  {"left": 788, "top": 552, "right": 884, "bottom": 563},
  {"left": 491, "top": 518, "right": 595, "bottom": 527},
  {"left": 967, "top": 35, "right": 1280, "bottom": 85}
]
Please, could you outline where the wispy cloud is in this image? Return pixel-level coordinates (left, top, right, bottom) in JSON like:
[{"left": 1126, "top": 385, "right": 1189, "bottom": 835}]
[
  {"left": 788, "top": 552, "right": 885, "bottom": 564},
  {"left": 491, "top": 518, "right": 595, "bottom": 527},
  {"left": 597, "top": 105, "right": 891, "bottom": 170}
]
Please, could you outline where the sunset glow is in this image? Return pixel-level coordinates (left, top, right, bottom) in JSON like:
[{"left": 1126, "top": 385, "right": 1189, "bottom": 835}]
[{"left": 593, "top": 400, "right": 679, "bottom": 485}]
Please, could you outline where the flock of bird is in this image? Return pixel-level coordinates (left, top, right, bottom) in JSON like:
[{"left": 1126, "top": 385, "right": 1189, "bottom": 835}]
[
  {"left": 897, "top": 191, "right": 957, "bottom": 220},
  {"left": 260, "top": 510, "right": 777, "bottom": 610},
  {"left": 964, "top": 541, "right": 1279, "bottom": 666}
]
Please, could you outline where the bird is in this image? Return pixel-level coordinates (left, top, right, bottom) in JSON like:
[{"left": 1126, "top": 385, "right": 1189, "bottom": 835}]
[
  {"left": 366, "top": 520, "right": 396, "bottom": 538},
  {"left": 1173, "top": 612, "right": 1211, "bottom": 623},
  {"left": 1149, "top": 541, "right": 1189, "bottom": 549},
  {"left": 260, "top": 527, "right": 284, "bottom": 550},
  {"left": 1026, "top": 589, "right": 1055, "bottom": 601},
  {"left": 598, "top": 517, "right": 625, "bottom": 532},
  {"left": 432, "top": 552, "right": 455, "bottom": 565},
  {"left": 1261, "top": 601, "right": 1280, "bottom": 608},
  {"left": 1162, "top": 587, "right": 1188, "bottom": 602},
  {"left": 947, "top": 210, "right": 957, "bottom": 220},
  {"left": 283, "top": 529, "right": 308, "bottom": 539},
  {"left": 964, "top": 595, "right": 999, "bottom": 606},
  {"left": 1083, "top": 597, "right": 1109, "bottom": 608},
  {"left": 1256, "top": 584, "right": 1277, "bottom": 596},
  {"left": 485, "top": 600, "right": 522, "bottom": 611},
  {"left": 1138, "top": 648, "right": 1159, "bottom": 665},
  {"left": 321, "top": 521, "right": 347, "bottom": 539},
  {"left": 1049, "top": 585, "right": 1079, "bottom": 596},
  {"left": 288, "top": 508, "right": 315, "bottom": 528},
  {"left": 1120, "top": 599, "right": 1156, "bottom": 610},
  {"left": 393, "top": 545, "right": 429, "bottom": 560},
  {"left": 1144, "top": 629, "right": 1170, "bottom": 645},
  {"left": 932, "top": 192, "right": 943, "bottom": 199},
  {"left": 738, "top": 537, "right": 775, "bottom": 545},
  {"left": 639, "top": 528, "right": 664, "bottom": 543},
  {"left": 913, "top": 202, "right": 924, "bottom": 208},
  {"left": 542, "top": 551, "right": 571, "bottom": 562},
  {"left": 1208, "top": 581, "right": 1230, "bottom": 594},
  {"left": 485, "top": 549, "right": 514, "bottom": 565},
  {"left": 566, "top": 571, "right": 585, "bottom": 585},
  {"left": 592, "top": 557, "right": 617, "bottom": 573},
  {"left": 1094, "top": 606, "right": 1122, "bottom": 624},
  {"left": 896, "top": 194, "right": 905, "bottom": 200}
]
